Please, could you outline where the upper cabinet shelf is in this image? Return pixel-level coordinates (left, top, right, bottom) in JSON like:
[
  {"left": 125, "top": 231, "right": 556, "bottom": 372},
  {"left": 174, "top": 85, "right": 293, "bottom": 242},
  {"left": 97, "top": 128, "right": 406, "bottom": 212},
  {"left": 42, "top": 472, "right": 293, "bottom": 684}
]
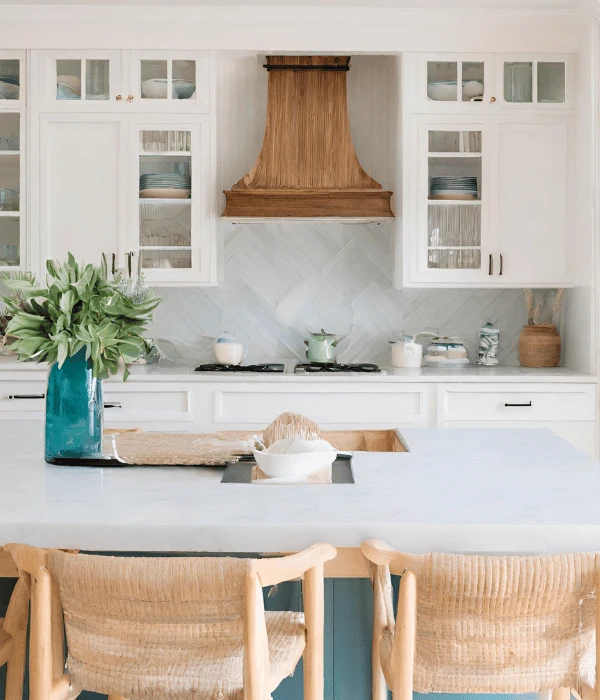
[
  {"left": 39, "top": 50, "right": 210, "bottom": 113},
  {"left": 408, "top": 52, "right": 574, "bottom": 114}
]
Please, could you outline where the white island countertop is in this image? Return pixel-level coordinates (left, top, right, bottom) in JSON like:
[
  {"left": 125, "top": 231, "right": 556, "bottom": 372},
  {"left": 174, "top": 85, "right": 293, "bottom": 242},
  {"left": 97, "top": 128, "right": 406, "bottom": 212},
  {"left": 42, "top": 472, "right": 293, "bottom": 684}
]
[{"left": 2, "top": 422, "right": 600, "bottom": 555}]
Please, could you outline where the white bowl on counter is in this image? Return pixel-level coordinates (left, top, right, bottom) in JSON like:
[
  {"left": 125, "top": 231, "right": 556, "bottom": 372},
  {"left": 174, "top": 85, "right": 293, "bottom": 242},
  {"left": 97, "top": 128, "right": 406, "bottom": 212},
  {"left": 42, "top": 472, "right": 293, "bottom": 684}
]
[{"left": 251, "top": 441, "right": 337, "bottom": 479}]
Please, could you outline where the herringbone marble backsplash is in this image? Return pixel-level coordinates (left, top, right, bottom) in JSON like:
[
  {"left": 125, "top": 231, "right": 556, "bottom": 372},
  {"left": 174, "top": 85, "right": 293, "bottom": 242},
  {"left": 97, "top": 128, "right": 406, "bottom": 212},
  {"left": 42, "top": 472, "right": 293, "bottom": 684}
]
[{"left": 150, "top": 222, "right": 539, "bottom": 367}]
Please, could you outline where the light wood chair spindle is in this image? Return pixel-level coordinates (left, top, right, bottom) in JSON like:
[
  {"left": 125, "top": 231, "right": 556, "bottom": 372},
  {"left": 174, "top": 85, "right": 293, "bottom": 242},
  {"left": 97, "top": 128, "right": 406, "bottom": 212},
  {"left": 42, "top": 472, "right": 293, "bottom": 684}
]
[
  {"left": 0, "top": 546, "right": 29, "bottom": 700},
  {"left": 8, "top": 543, "right": 336, "bottom": 700},
  {"left": 362, "top": 539, "right": 600, "bottom": 700}
]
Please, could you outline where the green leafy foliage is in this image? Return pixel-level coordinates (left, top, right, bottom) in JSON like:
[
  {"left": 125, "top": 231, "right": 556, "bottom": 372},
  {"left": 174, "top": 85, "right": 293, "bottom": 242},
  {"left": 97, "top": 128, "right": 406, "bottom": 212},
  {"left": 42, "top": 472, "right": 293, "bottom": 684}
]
[{"left": 2, "top": 254, "right": 160, "bottom": 380}]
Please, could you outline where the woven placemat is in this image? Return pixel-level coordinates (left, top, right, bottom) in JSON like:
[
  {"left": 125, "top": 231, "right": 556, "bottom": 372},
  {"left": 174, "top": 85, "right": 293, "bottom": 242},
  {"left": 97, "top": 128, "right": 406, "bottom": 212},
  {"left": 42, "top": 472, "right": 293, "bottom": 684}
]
[{"left": 103, "top": 430, "right": 252, "bottom": 466}]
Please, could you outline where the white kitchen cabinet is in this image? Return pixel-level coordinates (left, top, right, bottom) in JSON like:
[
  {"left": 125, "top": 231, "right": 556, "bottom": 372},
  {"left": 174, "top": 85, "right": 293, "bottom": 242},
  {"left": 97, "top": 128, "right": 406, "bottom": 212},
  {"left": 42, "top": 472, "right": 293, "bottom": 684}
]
[
  {"left": 403, "top": 113, "right": 571, "bottom": 287},
  {"left": 409, "top": 52, "right": 574, "bottom": 114},
  {"left": 207, "top": 383, "right": 434, "bottom": 431},
  {"left": 38, "top": 50, "right": 210, "bottom": 114},
  {"left": 36, "top": 112, "right": 216, "bottom": 284},
  {"left": 39, "top": 113, "right": 127, "bottom": 269},
  {"left": 438, "top": 383, "right": 597, "bottom": 456},
  {"left": 129, "top": 116, "right": 214, "bottom": 284}
]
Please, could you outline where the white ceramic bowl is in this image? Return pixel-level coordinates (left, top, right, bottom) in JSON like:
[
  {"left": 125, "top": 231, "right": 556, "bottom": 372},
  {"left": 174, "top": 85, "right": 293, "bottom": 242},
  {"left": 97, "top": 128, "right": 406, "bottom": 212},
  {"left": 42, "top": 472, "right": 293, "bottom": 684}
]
[
  {"left": 251, "top": 448, "right": 337, "bottom": 479},
  {"left": 427, "top": 81, "right": 458, "bottom": 101}
]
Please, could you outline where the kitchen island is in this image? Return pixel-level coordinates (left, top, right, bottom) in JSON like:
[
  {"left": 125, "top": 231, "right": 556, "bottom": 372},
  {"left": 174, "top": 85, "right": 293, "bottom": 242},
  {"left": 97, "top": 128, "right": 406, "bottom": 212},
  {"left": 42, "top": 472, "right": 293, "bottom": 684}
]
[{"left": 1, "top": 422, "right": 599, "bottom": 700}]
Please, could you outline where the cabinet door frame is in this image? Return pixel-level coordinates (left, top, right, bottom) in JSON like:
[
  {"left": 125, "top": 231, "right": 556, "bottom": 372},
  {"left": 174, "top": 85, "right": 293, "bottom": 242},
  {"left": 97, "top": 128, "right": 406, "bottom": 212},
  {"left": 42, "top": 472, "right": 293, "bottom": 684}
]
[
  {"left": 38, "top": 49, "right": 125, "bottom": 112},
  {"left": 493, "top": 53, "right": 575, "bottom": 112},
  {"left": 0, "top": 107, "right": 26, "bottom": 273},
  {"left": 406, "top": 115, "right": 493, "bottom": 286},
  {"left": 489, "top": 114, "right": 572, "bottom": 286},
  {"left": 38, "top": 112, "right": 128, "bottom": 276},
  {"left": 128, "top": 114, "right": 215, "bottom": 285},
  {"left": 128, "top": 50, "right": 210, "bottom": 113},
  {"left": 409, "top": 52, "right": 494, "bottom": 115}
]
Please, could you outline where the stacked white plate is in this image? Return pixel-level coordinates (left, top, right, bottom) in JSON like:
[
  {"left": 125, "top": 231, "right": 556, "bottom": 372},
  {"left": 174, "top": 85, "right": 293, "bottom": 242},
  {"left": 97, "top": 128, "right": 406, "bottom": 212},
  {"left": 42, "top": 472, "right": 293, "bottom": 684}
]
[
  {"left": 139, "top": 173, "right": 191, "bottom": 199},
  {"left": 430, "top": 176, "right": 478, "bottom": 200}
]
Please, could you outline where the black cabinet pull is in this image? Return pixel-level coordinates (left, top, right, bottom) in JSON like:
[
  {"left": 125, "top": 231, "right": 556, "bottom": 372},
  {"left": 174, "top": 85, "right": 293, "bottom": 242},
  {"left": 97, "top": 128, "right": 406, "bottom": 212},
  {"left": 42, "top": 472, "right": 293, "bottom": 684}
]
[
  {"left": 103, "top": 402, "right": 122, "bottom": 409},
  {"left": 111, "top": 252, "right": 116, "bottom": 275},
  {"left": 504, "top": 401, "right": 532, "bottom": 407},
  {"left": 8, "top": 393, "right": 45, "bottom": 400},
  {"left": 499, "top": 253, "right": 503, "bottom": 276},
  {"left": 488, "top": 254, "right": 493, "bottom": 275}
]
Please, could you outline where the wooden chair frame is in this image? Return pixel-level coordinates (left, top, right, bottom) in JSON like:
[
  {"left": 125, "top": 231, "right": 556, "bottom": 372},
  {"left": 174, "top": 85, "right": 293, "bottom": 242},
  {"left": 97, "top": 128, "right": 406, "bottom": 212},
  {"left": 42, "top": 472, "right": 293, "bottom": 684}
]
[
  {"left": 361, "top": 539, "right": 600, "bottom": 700},
  {"left": 7, "top": 542, "right": 337, "bottom": 700},
  {"left": 0, "top": 547, "right": 29, "bottom": 700}
]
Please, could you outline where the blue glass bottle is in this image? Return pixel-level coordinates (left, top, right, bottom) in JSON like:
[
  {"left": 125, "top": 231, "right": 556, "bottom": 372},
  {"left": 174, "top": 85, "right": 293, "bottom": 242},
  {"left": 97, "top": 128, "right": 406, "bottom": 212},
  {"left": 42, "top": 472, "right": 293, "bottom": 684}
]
[{"left": 45, "top": 347, "right": 103, "bottom": 462}]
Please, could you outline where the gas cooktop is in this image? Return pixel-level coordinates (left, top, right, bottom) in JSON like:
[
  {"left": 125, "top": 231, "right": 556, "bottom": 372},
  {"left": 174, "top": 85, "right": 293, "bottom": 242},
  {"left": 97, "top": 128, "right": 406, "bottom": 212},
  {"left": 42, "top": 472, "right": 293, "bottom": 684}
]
[
  {"left": 294, "top": 362, "right": 384, "bottom": 374},
  {"left": 194, "top": 363, "right": 285, "bottom": 373}
]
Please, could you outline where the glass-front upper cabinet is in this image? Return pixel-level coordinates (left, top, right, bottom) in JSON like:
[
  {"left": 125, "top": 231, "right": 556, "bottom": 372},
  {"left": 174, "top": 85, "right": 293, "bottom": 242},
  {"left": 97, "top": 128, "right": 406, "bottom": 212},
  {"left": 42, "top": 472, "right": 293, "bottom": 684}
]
[
  {"left": 0, "top": 112, "right": 24, "bottom": 270},
  {"left": 416, "top": 54, "right": 492, "bottom": 112},
  {"left": 0, "top": 52, "right": 25, "bottom": 109},
  {"left": 131, "top": 118, "right": 212, "bottom": 284},
  {"left": 495, "top": 55, "right": 573, "bottom": 109},
  {"left": 40, "top": 50, "right": 123, "bottom": 109},
  {"left": 415, "top": 121, "right": 490, "bottom": 283},
  {"left": 129, "top": 52, "right": 210, "bottom": 112}
]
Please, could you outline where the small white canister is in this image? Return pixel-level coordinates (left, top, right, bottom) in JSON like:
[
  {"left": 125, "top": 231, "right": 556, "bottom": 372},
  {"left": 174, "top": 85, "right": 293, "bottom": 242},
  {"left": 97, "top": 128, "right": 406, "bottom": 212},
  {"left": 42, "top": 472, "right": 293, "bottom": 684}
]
[
  {"left": 214, "top": 335, "right": 245, "bottom": 366},
  {"left": 390, "top": 336, "right": 424, "bottom": 368}
]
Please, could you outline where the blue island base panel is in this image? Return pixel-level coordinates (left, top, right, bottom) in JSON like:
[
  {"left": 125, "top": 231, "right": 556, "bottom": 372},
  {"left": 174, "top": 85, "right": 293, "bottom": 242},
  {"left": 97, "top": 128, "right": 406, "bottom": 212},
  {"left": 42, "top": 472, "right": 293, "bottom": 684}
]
[{"left": 0, "top": 572, "right": 542, "bottom": 700}]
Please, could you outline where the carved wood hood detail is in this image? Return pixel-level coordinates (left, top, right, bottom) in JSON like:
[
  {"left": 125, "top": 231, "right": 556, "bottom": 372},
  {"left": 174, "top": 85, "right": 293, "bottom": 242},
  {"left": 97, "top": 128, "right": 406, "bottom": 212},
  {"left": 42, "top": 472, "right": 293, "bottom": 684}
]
[{"left": 222, "top": 56, "right": 394, "bottom": 218}]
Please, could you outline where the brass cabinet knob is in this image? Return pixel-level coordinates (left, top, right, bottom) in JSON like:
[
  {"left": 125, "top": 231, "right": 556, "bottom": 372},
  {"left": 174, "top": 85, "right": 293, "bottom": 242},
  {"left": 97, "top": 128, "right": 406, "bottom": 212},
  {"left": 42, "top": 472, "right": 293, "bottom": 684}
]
[
  {"left": 127, "top": 95, "right": 134, "bottom": 103},
  {"left": 490, "top": 96, "right": 497, "bottom": 103},
  {"left": 115, "top": 94, "right": 122, "bottom": 101}
]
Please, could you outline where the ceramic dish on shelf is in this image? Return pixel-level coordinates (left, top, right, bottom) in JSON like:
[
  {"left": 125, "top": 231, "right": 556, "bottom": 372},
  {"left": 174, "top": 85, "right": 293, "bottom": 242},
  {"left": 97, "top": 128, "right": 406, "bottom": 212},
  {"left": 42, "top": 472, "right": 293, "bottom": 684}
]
[
  {"left": 427, "top": 80, "right": 484, "bottom": 101},
  {"left": 139, "top": 188, "right": 191, "bottom": 199},
  {"left": 141, "top": 78, "right": 195, "bottom": 100},
  {"left": 0, "top": 188, "right": 19, "bottom": 211},
  {"left": 0, "top": 78, "right": 19, "bottom": 100},
  {"left": 56, "top": 74, "right": 81, "bottom": 99}
]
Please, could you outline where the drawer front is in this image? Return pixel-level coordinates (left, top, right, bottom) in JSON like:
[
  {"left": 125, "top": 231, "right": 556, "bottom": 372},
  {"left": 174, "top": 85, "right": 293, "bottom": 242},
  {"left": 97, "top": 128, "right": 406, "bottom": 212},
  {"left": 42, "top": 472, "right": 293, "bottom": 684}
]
[
  {"left": 0, "top": 381, "right": 47, "bottom": 417},
  {"left": 441, "top": 383, "right": 596, "bottom": 422},
  {"left": 104, "top": 383, "right": 194, "bottom": 424},
  {"left": 212, "top": 383, "right": 432, "bottom": 428}
]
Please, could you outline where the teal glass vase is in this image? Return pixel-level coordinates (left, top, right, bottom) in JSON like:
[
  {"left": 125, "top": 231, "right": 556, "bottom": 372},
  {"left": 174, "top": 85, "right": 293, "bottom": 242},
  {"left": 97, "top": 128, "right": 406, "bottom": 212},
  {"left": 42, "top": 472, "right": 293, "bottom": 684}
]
[{"left": 45, "top": 348, "right": 103, "bottom": 462}]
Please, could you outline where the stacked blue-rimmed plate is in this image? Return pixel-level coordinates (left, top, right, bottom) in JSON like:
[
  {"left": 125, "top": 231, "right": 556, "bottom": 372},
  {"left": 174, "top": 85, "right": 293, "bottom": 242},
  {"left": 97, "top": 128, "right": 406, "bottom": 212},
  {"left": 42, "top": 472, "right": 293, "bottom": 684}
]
[
  {"left": 139, "top": 173, "right": 191, "bottom": 199},
  {"left": 430, "top": 176, "right": 478, "bottom": 200}
]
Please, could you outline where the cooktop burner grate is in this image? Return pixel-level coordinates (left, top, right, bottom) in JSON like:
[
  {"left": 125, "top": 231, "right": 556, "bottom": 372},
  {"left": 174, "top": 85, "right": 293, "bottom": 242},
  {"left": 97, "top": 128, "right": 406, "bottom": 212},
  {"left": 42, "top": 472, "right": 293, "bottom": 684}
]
[
  {"left": 294, "top": 362, "right": 382, "bottom": 374},
  {"left": 194, "top": 363, "right": 285, "bottom": 373}
]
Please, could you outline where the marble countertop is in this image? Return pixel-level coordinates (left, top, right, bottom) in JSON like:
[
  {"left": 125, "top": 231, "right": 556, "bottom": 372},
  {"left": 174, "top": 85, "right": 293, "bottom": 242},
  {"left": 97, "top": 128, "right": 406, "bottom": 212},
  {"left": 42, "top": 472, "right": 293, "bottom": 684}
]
[
  {"left": 2, "top": 423, "right": 600, "bottom": 554},
  {"left": 0, "top": 355, "right": 596, "bottom": 383}
]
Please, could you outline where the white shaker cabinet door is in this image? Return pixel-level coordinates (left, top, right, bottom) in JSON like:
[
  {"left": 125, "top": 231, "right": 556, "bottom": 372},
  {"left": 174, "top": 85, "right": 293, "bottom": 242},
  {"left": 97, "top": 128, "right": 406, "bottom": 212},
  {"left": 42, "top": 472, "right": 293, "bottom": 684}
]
[
  {"left": 39, "top": 114, "right": 127, "bottom": 272},
  {"left": 490, "top": 116, "right": 571, "bottom": 285}
]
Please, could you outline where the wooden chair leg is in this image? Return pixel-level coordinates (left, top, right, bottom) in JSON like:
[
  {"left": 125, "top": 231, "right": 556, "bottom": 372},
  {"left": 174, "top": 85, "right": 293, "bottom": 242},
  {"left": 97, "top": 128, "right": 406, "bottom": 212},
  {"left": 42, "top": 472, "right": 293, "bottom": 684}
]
[
  {"left": 5, "top": 631, "right": 27, "bottom": 700},
  {"left": 390, "top": 570, "right": 417, "bottom": 700},
  {"left": 551, "top": 689, "right": 571, "bottom": 700},
  {"left": 303, "top": 564, "right": 325, "bottom": 700}
]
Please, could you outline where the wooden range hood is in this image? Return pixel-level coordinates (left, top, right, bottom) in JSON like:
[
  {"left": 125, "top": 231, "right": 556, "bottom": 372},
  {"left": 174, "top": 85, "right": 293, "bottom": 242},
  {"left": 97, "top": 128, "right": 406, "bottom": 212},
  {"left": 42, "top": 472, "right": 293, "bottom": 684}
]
[{"left": 222, "top": 56, "right": 394, "bottom": 219}]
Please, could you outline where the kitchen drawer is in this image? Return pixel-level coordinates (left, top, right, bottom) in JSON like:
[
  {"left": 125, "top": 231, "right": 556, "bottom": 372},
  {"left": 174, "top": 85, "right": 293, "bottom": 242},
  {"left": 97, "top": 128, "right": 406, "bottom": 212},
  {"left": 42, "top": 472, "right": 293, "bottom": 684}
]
[
  {"left": 104, "top": 383, "right": 195, "bottom": 426},
  {"left": 211, "top": 383, "right": 433, "bottom": 429},
  {"left": 440, "top": 383, "right": 596, "bottom": 423},
  {"left": 0, "top": 381, "right": 46, "bottom": 418}
]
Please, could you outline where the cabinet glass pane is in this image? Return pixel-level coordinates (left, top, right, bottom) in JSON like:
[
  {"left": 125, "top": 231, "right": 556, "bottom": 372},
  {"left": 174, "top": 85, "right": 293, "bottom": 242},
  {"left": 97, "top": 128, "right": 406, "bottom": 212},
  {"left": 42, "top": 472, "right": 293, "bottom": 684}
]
[
  {"left": 0, "top": 113, "right": 19, "bottom": 151},
  {"left": 56, "top": 59, "right": 82, "bottom": 100},
  {"left": 0, "top": 218, "right": 19, "bottom": 266},
  {"left": 140, "top": 129, "right": 191, "bottom": 153},
  {"left": 0, "top": 60, "right": 20, "bottom": 101},
  {"left": 139, "top": 155, "right": 191, "bottom": 198},
  {"left": 428, "top": 130, "right": 481, "bottom": 154},
  {"left": 85, "top": 59, "right": 109, "bottom": 101},
  {"left": 141, "top": 60, "right": 168, "bottom": 99},
  {"left": 429, "top": 156, "right": 481, "bottom": 201},
  {"left": 537, "top": 62, "right": 565, "bottom": 103},
  {"left": 172, "top": 60, "right": 196, "bottom": 100},
  {"left": 427, "top": 62, "right": 457, "bottom": 101},
  {"left": 0, "top": 154, "right": 19, "bottom": 212},
  {"left": 428, "top": 204, "right": 481, "bottom": 247},
  {"left": 140, "top": 201, "right": 191, "bottom": 248},
  {"left": 461, "top": 62, "right": 484, "bottom": 102},
  {"left": 427, "top": 248, "right": 481, "bottom": 270},
  {"left": 504, "top": 62, "right": 533, "bottom": 103},
  {"left": 141, "top": 250, "right": 191, "bottom": 269}
]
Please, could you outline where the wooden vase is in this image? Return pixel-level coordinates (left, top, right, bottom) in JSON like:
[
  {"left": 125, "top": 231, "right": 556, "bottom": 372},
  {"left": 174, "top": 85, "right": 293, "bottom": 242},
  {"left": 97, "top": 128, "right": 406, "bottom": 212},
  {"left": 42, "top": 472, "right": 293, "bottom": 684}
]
[{"left": 518, "top": 324, "right": 561, "bottom": 367}]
